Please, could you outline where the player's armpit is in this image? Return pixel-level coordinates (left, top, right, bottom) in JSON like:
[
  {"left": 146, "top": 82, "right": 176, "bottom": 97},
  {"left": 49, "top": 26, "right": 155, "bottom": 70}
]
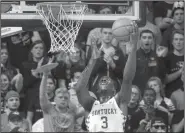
[
  {"left": 76, "top": 93, "right": 95, "bottom": 113},
  {"left": 115, "top": 80, "right": 132, "bottom": 114}
]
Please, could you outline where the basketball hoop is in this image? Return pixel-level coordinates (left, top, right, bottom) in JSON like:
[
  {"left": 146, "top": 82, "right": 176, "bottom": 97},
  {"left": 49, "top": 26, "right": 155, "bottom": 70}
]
[{"left": 36, "top": 2, "right": 88, "bottom": 53}]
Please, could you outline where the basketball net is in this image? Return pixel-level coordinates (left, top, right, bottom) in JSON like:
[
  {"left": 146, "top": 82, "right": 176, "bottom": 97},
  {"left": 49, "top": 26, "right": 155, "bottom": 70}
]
[{"left": 36, "top": 3, "right": 88, "bottom": 53}]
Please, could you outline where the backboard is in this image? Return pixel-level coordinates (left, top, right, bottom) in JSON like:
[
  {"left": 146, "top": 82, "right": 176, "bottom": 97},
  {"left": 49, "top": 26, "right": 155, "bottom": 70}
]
[{"left": 1, "top": 1, "right": 146, "bottom": 31}]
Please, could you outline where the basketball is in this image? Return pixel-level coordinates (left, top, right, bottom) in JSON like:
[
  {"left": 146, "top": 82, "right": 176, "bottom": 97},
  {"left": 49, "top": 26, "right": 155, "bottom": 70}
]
[{"left": 112, "top": 18, "right": 134, "bottom": 42}]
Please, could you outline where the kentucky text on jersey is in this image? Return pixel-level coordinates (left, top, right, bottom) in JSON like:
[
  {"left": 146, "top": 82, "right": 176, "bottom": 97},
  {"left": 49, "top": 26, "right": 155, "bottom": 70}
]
[{"left": 91, "top": 108, "right": 117, "bottom": 116}]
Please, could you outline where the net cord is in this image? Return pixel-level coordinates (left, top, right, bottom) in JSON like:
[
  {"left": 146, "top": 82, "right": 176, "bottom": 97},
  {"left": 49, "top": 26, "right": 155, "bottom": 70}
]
[{"left": 37, "top": 3, "right": 87, "bottom": 53}]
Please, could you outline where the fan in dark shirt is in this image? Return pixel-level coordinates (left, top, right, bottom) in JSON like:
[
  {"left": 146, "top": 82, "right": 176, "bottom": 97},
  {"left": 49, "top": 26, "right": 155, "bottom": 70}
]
[{"left": 130, "top": 88, "right": 169, "bottom": 132}]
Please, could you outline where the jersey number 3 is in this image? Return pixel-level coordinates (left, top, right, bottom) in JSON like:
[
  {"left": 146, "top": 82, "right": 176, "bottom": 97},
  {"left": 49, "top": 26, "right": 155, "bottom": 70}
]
[{"left": 101, "top": 116, "right": 108, "bottom": 128}]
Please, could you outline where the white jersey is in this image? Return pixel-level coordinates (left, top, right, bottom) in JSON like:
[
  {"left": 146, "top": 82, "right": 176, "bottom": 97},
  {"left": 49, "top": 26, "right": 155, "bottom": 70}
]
[
  {"left": 86, "top": 97, "right": 127, "bottom": 132},
  {"left": 32, "top": 118, "right": 44, "bottom": 132}
]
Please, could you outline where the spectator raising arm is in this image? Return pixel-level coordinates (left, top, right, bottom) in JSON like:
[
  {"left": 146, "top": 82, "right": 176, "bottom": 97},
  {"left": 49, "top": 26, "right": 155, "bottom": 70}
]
[
  {"left": 11, "top": 70, "right": 23, "bottom": 93},
  {"left": 39, "top": 57, "right": 54, "bottom": 113},
  {"left": 155, "top": 17, "right": 174, "bottom": 30}
]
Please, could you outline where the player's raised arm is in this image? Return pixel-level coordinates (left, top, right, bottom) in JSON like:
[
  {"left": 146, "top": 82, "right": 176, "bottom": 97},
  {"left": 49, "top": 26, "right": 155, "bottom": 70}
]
[
  {"left": 75, "top": 45, "right": 99, "bottom": 111},
  {"left": 117, "top": 21, "right": 138, "bottom": 104}
]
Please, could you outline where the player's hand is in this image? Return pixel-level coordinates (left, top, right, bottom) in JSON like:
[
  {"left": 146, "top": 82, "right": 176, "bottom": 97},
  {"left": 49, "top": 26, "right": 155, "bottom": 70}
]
[{"left": 130, "top": 21, "right": 138, "bottom": 50}]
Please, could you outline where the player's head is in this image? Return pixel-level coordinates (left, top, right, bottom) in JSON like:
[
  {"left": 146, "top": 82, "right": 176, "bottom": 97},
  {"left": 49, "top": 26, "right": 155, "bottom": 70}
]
[
  {"left": 46, "top": 75, "right": 56, "bottom": 94},
  {"left": 150, "top": 117, "right": 167, "bottom": 133},
  {"left": 172, "top": 30, "right": 184, "bottom": 52},
  {"left": 54, "top": 88, "right": 70, "bottom": 109},
  {"left": 97, "top": 76, "right": 116, "bottom": 103},
  {"left": 172, "top": 2, "right": 184, "bottom": 25},
  {"left": 140, "top": 29, "right": 154, "bottom": 53},
  {"left": 147, "top": 77, "right": 165, "bottom": 97},
  {"left": 143, "top": 88, "right": 156, "bottom": 106},
  {"left": 5, "top": 91, "right": 20, "bottom": 111},
  {"left": 101, "top": 28, "right": 113, "bottom": 45},
  {"left": 129, "top": 85, "right": 141, "bottom": 105}
]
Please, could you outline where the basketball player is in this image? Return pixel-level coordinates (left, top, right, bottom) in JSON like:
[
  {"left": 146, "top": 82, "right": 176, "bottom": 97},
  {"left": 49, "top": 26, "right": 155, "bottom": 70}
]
[{"left": 74, "top": 21, "right": 138, "bottom": 132}]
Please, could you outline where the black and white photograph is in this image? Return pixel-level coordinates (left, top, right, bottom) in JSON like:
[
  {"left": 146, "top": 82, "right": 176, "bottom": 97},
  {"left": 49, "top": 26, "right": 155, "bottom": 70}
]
[{"left": 1, "top": 1, "right": 184, "bottom": 132}]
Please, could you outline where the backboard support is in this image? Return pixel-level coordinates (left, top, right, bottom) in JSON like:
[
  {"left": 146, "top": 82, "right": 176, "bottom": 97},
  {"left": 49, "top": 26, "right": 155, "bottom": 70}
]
[{"left": 1, "top": 1, "right": 146, "bottom": 30}]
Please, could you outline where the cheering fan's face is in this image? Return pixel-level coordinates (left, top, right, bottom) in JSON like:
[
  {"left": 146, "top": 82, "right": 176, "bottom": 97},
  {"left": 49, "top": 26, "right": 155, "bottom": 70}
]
[
  {"left": 1, "top": 48, "right": 8, "bottom": 65},
  {"left": 173, "top": 9, "right": 184, "bottom": 24},
  {"left": 143, "top": 90, "right": 156, "bottom": 106},
  {"left": 69, "top": 47, "right": 81, "bottom": 63},
  {"left": 55, "top": 92, "right": 70, "bottom": 108},
  {"left": 99, "top": 7, "right": 113, "bottom": 14},
  {"left": 150, "top": 121, "right": 167, "bottom": 132},
  {"left": 140, "top": 33, "right": 154, "bottom": 52},
  {"left": 101, "top": 28, "right": 113, "bottom": 44},
  {"left": 11, "top": 34, "right": 22, "bottom": 45},
  {"left": 129, "top": 87, "right": 140, "bottom": 104},
  {"left": 172, "top": 33, "right": 184, "bottom": 52},
  {"left": 117, "top": 5, "right": 130, "bottom": 14},
  {"left": 31, "top": 43, "right": 44, "bottom": 59},
  {"left": 6, "top": 97, "right": 20, "bottom": 110},
  {"left": 22, "top": 32, "right": 31, "bottom": 46},
  {"left": 73, "top": 72, "right": 81, "bottom": 83},
  {"left": 148, "top": 80, "right": 160, "bottom": 94},
  {"left": 46, "top": 78, "right": 56, "bottom": 94},
  {"left": 11, "top": 32, "right": 31, "bottom": 46},
  {"left": 1, "top": 74, "right": 10, "bottom": 91}
]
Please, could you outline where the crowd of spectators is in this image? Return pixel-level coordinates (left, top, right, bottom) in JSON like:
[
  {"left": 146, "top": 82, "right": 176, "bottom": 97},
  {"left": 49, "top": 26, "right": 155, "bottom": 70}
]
[{"left": 1, "top": 1, "right": 184, "bottom": 132}]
